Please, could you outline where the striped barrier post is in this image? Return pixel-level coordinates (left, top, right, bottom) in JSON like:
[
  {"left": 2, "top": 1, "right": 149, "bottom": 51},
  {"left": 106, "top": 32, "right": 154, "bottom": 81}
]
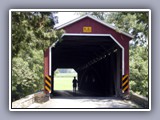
[
  {"left": 44, "top": 75, "right": 51, "bottom": 93},
  {"left": 122, "top": 74, "right": 129, "bottom": 93}
]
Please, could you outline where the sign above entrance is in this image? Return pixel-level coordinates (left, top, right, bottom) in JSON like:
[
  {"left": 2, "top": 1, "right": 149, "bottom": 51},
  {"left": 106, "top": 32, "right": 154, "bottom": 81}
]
[{"left": 83, "top": 26, "right": 92, "bottom": 33}]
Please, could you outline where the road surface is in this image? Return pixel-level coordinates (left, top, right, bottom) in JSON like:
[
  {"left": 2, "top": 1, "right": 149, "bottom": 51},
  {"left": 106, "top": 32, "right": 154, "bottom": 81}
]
[{"left": 29, "top": 90, "right": 139, "bottom": 108}]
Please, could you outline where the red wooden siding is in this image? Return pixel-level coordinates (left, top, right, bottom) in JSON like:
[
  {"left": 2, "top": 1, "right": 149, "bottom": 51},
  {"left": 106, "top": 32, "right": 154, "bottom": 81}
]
[
  {"left": 44, "top": 48, "right": 49, "bottom": 93},
  {"left": 44, "top": 48, "right": 49, "bottom": 76}
]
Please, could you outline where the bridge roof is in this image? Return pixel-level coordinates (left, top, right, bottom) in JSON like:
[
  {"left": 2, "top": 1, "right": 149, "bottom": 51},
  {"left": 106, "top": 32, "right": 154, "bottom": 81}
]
[{"left": 55, "top": 14, "right": 133, "bottom": 39}]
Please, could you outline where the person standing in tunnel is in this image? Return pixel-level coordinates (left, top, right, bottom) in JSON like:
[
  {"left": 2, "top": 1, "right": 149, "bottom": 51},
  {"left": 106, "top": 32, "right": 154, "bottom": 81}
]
[{"left": 72, "top": 77, "right": 78, "bottom": 93}]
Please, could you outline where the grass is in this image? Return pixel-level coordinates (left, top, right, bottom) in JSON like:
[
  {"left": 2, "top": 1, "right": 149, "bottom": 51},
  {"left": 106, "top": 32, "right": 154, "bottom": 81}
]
[
  {"left": 54, "top": 73, "right": 77, "bottom": 90},
  {"left": 54, "top": 77, "right": 74, "bottom": 90}
]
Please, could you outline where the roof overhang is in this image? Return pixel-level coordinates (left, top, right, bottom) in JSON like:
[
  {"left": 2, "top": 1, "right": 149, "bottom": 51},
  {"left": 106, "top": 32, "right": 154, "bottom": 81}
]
[{"left": 55, "top": 15, "right": 133, "bottom": 39}]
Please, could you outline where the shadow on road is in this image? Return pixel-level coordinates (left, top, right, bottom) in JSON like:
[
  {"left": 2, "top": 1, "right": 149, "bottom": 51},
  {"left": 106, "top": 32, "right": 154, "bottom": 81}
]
[{"left": 50, "top": 90, "right": 120, "bottom": 100}]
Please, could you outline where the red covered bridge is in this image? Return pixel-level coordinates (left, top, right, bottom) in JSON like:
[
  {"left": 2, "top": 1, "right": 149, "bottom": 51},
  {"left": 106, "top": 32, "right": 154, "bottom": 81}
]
[{"left": 44, "top": 15, "right": 133, "bottom": 97}]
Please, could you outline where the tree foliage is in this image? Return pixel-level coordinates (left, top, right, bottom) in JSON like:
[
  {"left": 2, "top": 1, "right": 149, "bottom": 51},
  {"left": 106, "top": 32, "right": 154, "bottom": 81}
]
[
  {"left": 129, "top": 46, "right": 148, "bottom": 97},
  {"left": 12, "top": 12, "right": 59, "bottom": 57},
  {"left": 11, "top": 12, "right": 63, "bottom": 101}
]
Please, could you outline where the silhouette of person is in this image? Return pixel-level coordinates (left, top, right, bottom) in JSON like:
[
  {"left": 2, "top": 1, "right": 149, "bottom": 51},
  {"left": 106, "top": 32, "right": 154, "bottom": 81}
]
[{"left": 72, "top": 77, "right": 78, "bottom": 93}]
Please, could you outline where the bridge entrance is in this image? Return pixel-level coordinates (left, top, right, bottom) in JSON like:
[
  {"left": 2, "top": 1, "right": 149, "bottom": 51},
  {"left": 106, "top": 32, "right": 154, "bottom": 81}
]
[{"left": 50, "top": 34, "right": 123, "bottom": 97}]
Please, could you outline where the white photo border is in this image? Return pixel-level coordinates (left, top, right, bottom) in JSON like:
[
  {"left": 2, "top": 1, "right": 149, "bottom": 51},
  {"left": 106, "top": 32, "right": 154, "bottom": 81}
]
[{"left": 9, "top": 9, "right": 151, "bottom": 111}]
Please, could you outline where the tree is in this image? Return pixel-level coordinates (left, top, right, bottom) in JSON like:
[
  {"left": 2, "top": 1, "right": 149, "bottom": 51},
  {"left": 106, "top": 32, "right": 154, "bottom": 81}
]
[
  {"left": 129, "top": 46, "right": 148, "bottom": 97},
  {"left": 11, "top": 12, "right": 64, "bottom": 101},
  {"left": 12, "top": 12, "right": 60, "bottom": 57}
]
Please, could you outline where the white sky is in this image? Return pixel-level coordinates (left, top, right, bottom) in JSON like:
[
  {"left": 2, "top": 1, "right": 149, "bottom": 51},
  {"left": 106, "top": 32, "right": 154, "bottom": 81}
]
[{"left": 54, "top": 12, "right": 80, "bottom": 27}]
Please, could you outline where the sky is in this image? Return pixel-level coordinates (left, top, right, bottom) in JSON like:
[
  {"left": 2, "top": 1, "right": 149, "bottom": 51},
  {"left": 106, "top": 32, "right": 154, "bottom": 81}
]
[{"left": 54, "top": 12, "right": 80, "bottom": 27}]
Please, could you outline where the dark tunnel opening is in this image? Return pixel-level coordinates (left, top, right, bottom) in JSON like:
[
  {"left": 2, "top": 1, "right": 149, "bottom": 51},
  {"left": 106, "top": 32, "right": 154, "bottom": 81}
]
[{"left": 51, "top": 34, "right": 122, "bottom": 97}]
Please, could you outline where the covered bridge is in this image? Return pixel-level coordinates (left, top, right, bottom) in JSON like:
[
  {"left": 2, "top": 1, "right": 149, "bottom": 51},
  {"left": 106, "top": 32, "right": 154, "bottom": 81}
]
[{"left": 44, "top": 15, "right": 133, "bottom": 97}]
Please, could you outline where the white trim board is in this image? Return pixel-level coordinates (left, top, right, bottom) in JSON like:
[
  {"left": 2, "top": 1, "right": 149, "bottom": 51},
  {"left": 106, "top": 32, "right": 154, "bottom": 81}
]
[
  {"left": 49, "top": 46, "right": 52, "bottom": 76},
  {"left": 61, "top": 33, "right": 125, "bottom": 75}
]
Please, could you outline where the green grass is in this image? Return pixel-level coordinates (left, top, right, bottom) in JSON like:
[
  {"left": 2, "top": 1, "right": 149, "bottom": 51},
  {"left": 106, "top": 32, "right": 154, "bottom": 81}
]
[
  {"left": 54, "top": 77, "right": 73, "bottom": 90},
  {"left": 54, "top": 73, "right": 77, "bottom": 90}
]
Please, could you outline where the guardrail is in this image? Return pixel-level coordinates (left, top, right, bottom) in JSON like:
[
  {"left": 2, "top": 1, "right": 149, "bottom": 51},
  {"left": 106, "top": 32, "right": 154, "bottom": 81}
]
[
  {"left": 12, "top": 94, "right": 35, "bottom": 108},
  {"left": 12, "top": 92, "right": 49, "bottom": 108},
  {"left": 129, "top": 91, "right": 149, "bottom": 108}
]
